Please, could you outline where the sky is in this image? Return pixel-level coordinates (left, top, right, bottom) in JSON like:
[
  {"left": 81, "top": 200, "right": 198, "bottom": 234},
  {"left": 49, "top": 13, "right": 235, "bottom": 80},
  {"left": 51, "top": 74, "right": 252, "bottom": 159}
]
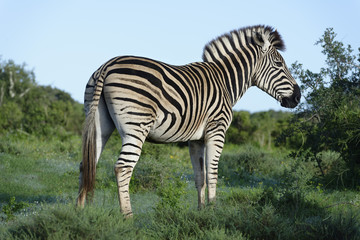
[{"left": 1, "top": 0, "right": 359, "bottom": 112}]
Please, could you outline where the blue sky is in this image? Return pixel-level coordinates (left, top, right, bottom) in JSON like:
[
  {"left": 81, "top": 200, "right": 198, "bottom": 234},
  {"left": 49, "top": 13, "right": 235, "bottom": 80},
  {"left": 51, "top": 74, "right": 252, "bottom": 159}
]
[{"left": 1, "top": 1, "right": 359, "bottom": 112}]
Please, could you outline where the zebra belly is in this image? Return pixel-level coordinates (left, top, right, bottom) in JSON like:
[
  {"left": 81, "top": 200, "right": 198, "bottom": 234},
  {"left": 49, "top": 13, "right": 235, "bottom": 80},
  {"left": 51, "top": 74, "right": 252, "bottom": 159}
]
[{"left": 147, "top": 112, "right": 206, "bottom": 143}]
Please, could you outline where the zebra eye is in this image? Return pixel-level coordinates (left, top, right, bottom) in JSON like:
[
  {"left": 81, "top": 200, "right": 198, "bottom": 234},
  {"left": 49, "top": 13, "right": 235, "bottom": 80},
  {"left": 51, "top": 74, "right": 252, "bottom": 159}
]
[{"left": 274, "top": 59, "right": 282, "bottom": 67}]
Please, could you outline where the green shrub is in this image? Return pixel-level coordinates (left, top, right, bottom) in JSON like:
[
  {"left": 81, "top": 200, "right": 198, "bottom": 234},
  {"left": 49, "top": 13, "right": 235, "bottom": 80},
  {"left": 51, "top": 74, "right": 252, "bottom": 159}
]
[
  {"left": 286, "top": 28, "right": 360, "bottom": 188},
  {"left": 219, "top": 144, "right": 286, "bottom": 186},
  {"left": 156, "top": 176, "right": 187, "bottom": 210},
  {"left": 1, "top": 197, "right": 30, "bottom": 221},
  {"left": 1, "top": 204, "right": 139, "bottom": 240},
  {"left": 0, "top": 135, "right": 23, "bottom": 155},
  {"left": 131, "top": 156, "right": 172, "bottom": 193},
  {"left": 301, "top": 208, "right": 360, "bottom": 240},
  {"left": 0, "top": 102, "right": 23, "bottom": 133},
  {"left": 150, "top": 199, "right": 296, "bottom": 240}
]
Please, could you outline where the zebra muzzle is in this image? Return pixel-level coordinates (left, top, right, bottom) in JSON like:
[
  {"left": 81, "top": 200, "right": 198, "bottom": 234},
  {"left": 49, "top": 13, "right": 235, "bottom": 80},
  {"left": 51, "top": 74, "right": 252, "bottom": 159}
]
[{"left": 280, "top": 85, "right": 301, "bottom": 108}]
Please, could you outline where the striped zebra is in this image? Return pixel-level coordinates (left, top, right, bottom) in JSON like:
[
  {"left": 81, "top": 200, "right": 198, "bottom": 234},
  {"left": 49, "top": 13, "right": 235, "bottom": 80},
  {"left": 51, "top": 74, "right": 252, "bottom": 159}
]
[{"left": 76, "top": 25, "right": 301, "bottom": 217}]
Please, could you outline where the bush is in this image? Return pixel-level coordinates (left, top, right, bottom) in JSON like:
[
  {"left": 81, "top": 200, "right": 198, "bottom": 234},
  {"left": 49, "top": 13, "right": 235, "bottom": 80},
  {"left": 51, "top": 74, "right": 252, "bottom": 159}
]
[
  {"left": 156, "top": 176, "right": 187, "bottom": 210},
  {"left": 1, "top": 204, "right": 138, "bottom": 240},
  {"left": 0, "top": 102, "right": 23, "bottom": 133},
  {"left": 131, "top": 156, "right": 172, "bottom": 193},
  {"left": 0, "top": 58, "right": 84, "bottom": 138},
  {"left": 1, "top": 197, "right": 30, "bottom": 221},
  {"left": 285, "top": 28, "right": 360, "bottom": 188},
  {"left": 301, "top": 208, "right": 360, "bottom": 240},
  {"left": 219, "top": 144, "right": 285, "bottom": 186}
]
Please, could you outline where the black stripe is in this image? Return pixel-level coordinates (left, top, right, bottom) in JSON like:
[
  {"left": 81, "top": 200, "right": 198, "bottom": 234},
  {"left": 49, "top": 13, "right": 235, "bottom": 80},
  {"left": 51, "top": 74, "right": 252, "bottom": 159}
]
[
  {"left": 219, "top": 38, "right": 237, "bottom": 101},
  {"left": 112, "top": 97, "right": 156, "bottom": 113},
  {"left": 125, "top": 120, "right": 154, "bottom": 127},
  {"left": 107, "top": 68, "right": 183, "bottom": 117},
  {"left": 126, "top": 133, "right": 144, "bottom": 143},
  {"left": 126, "top": 112, "right": 153, "bottom": 117},
  {"left": 117, "top": 158, "right": 137, "bottom": 163},
  {"left": 122, "top": 143, "right": 142, "bottom": 149}
]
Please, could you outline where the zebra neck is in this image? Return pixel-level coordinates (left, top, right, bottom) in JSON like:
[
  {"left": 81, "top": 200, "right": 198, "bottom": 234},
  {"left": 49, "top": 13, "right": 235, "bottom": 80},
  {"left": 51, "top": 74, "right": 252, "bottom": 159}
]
[
  {"left": 207, "top": 51, "right": 257, "bottom": 107},
  {"left": 202, "top": 27, "right": 270, "bottom": 106}
]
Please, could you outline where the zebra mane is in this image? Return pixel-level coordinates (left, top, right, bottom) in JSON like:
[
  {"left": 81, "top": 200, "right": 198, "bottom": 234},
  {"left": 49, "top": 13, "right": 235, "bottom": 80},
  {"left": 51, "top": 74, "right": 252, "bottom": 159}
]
[{"left": 202, "top": 25, "right": 285, "bottom": 62}]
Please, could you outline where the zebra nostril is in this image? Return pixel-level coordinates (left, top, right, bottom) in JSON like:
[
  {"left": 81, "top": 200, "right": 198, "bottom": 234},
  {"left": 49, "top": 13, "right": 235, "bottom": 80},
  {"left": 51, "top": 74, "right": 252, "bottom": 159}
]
[{"left": 293, "top": 85, "right": 301, "bottom": 104}]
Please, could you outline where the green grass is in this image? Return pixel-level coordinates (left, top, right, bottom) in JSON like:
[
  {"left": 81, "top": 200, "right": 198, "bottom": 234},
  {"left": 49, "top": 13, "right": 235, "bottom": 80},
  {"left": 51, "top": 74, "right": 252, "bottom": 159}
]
[
  {"left": 2, "top": 188, "right": 359, "bottom": 239},
  {"left": 1, "top": 135, "right": 359, "bottom": 239},
  {"left": 0, "top": 135, "right": 80, "bottom": 205}
]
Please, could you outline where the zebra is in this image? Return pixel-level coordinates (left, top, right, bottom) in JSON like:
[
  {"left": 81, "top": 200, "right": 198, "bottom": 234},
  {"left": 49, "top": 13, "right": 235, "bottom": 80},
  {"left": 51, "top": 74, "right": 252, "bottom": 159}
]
[{"left": 76, "top": 25, "right": 301, "bottom": 217}]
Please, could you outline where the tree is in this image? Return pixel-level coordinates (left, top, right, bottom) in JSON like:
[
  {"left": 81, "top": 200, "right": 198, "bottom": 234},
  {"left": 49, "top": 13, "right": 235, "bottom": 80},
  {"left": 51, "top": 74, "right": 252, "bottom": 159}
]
[
  {"left": 226, "top": 111, "right": 253, "bottom": 144},
  {"left": 285, "top": 28, "right": 360, "bottom": 188},
  {"left": 226, "top": 110, "right": 292, "bottom": 148},
  {"left": 0, "top": 58, "right": 35, "bottom": 106},
  {"left": 0, "top": 58, "right": 84, "bottom": 137}
]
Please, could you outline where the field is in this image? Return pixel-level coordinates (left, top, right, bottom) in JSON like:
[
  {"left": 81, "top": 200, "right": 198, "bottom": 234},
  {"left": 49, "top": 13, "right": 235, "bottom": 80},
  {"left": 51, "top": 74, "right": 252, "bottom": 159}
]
[{"left": 0, "top": 133, "right": 359, "bottom": 240}]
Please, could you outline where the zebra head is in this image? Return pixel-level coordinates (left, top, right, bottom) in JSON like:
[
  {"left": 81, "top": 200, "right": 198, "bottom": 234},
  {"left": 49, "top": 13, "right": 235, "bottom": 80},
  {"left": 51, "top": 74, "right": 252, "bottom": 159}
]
[{"left": 252, "top": 27, "right": 301, "bottom": 108}]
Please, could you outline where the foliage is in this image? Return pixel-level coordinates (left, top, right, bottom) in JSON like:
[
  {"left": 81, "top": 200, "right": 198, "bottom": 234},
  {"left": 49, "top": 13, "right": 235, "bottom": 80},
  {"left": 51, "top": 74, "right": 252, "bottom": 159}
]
[
  {"left": 226, "top": 110, "right": 293, "bottom": 148},
  {"left": 225, "top": 111, "right": 253, "bottom": 144},
  {"left": 0, "top": 58, "right": 84, "bottom": 137},
  {"left": 219, "top": 144, "right": 283, "bottom": 187},
  {"left": 0, "top": 59, "right": 35, "bottom": 103},
  {"left": 156, "top": 176, "right": 187, "bottom": 210},
  {"left": 1, "top": 204, "right": 138, "bottom": 240},
  {"left": 1, "top": 197, "right": 30, "bottom": 222},
  {"left": 283, "top": 28, "right": 360, "bottom": 188}
]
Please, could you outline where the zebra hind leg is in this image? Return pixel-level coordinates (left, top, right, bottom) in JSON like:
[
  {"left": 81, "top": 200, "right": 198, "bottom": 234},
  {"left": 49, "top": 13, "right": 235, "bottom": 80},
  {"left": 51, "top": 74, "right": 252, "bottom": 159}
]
[{"left": 114, "top": 134, "right": 147, "bottom": 218}]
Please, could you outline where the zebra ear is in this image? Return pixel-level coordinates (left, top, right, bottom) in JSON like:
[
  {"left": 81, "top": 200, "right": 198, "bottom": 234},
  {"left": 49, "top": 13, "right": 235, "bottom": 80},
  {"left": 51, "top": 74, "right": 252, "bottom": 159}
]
[{"left": 255, "top": 32, "right": 271, "bottom": 52}]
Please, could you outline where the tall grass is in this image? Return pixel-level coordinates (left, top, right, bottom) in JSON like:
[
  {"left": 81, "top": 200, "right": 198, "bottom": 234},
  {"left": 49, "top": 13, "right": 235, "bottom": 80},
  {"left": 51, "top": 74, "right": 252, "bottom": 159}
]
[
  {"left": 2, "top": 189, "right": 358, "bottom": 239},
  {"left": 1, "top": 136, "right": 359, "bottom": 239},
  {"left": 1, "top": 204, "right": 139, "bottom": 239}
]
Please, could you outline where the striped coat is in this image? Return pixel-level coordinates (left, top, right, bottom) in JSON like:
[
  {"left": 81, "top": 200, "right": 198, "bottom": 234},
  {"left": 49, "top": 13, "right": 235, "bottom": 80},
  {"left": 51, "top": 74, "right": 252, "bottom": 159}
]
[{"left": 77, "top": 25, "right": 300, "bottom": 217}]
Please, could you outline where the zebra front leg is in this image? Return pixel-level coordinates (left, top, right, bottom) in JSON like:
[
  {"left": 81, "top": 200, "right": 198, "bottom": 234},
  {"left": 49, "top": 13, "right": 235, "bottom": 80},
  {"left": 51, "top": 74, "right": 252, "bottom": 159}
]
[
  {"left": 114, "top": 139, "right": 144, "bottom": 218},
  {"left": 205, "top": 137, "right": 225, "bottom": 205},
  {"left": 189, "top": 140, "right": 206, "bottom": 209}
]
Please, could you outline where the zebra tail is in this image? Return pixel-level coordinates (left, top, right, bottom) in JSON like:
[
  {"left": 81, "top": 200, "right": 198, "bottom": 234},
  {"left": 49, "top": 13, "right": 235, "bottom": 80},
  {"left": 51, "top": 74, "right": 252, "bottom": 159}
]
[
  {"left": 81, "top": 105, "right": 97, "bottom": 197},
  {"left": 81, "top": 70, "right": 105, "bottom": 198}
]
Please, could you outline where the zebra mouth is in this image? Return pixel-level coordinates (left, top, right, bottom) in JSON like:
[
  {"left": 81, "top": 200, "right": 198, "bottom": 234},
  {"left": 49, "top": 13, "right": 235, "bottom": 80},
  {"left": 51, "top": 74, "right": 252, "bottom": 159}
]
[
  {"left": 281, "top": 97, "right": 299, "bottom": 108},
  {"left": 280, "top": 85, "right": 301, "bottom": 109}
]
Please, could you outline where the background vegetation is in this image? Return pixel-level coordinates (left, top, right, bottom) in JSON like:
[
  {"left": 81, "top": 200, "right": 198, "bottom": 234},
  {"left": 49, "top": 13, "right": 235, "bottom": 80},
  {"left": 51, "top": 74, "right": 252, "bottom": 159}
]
[
  {"left": 0, "top": 58, "right": 83, "bottom": 138},
  {"left": 1, "top": 28, "right": 359, "bottom": 239}
]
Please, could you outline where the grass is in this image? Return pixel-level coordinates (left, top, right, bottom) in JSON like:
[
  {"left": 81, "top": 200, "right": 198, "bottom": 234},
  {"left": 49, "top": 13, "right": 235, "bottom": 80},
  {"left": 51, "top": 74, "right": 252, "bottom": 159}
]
[
  {"left": 1, "top": 134, "right": 359, "bottom": 239},
  {"left": 0, "top": 135, "right": 79, "bottom": 205},
  {"left": 2, "top": 188, "right": 359, "bottom": 239}
]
